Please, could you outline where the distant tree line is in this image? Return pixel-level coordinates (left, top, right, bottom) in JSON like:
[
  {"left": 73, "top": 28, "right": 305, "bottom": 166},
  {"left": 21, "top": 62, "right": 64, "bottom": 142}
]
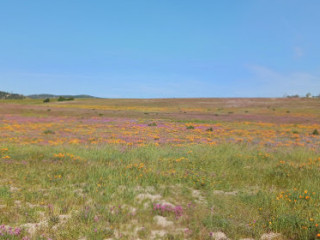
[
  {"left": 0, "top": 91, "right": 25, "bottom": 99},
  {"left": 43, "top": 96, "right": 75, "bottom": 103},
  {"left": 285, "top": 93, "right": 320, "bottom": 98}
]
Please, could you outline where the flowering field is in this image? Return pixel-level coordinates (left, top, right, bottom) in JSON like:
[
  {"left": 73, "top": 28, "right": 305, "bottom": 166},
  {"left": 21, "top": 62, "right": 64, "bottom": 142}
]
[{"left": 0, "top": 98, "right": 320, "bottom": 240}]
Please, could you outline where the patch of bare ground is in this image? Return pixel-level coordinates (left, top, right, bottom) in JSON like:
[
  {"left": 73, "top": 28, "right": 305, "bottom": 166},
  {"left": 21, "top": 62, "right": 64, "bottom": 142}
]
[
  {"left": 153, "top": 215, "right": 174, "bottom": 227},
  {"left": 260, "top": 232, "right": 283, "bottom": 240},
  {"left": 191, "top": 189, "right": 206, "bottom": 203},
  {"left": 21, "top": 213, "right": 73, "bottom": 237},
  {"left": 21, "top": 220, "right": 48, "bottom": 236}
]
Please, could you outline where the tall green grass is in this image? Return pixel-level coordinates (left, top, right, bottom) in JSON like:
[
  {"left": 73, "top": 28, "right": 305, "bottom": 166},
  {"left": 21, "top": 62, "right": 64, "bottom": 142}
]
[{"left": 0, "top": 144, "right": 319, "bottom": 239}]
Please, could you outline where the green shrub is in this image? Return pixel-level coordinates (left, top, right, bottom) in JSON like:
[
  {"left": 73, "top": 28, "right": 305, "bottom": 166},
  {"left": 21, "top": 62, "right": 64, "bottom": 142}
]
[
  {"left": 312, "top": 129, "right": 319, "bottom": 135},
  {"left": 58, "top": 96, "right": 74, "bottom": 101},
  {"left": 43, "top": 129, "right": 55, "bottom": 134}
]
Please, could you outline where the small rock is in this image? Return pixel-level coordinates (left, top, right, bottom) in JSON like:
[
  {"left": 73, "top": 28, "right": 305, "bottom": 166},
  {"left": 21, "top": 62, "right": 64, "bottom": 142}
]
[
  {"left": 10, "top": 186, "right": 19, "bottom": 192},
  {"left": 145, "top": 186, "right": 155, "bottom": 192},
  {"left": 14, "top": 200, "right": 22, "bottom": 207},
  {"left": 52, "top": 214, "right": 71, "bottom": 230},
  {"left": 117, "top": 185, "right": 127, "bottom": 192},
  {"left": 260, "top": 232, "right": 282, "bottom": 240},
  {"left": 192, "top": 189, "right": 206, "bottom": 203},
  {"left": 136, "top": 193, "right": 162, "bottom": 202},
  {"left": 122, "top": 204, "right": 137, "bottom": 214},
  {"left": 21, "top": 220, "right": 48, "bottom": 236},
  {"left": 151, "top": 230, "right": 167, "bottom": 239},
  {"left": 153, "top": 215, "right": 174, "bottom": 227},
  {"left": 134, "top": 226, "right": 144, "bottom": 232},
  {"left": 73, "top": 189, "right": 85, "bottom": 197},
  {"left": 26, "top": 202, "right": 39, "bottom": 208},
  {"left": 38, "top": 211, "right": 45, "bottom": 219},
  {"left": 210, "top": 231, "right": 229, "bottom": 240},
  {"left": 213, "top": 190, "right": 238, "bottom": 196},
  {"left": 157, "top": 200, "right": 175, "bottom": 208},
  {"left": 59, "top": 214, "right": 71, "bottom": 221}
]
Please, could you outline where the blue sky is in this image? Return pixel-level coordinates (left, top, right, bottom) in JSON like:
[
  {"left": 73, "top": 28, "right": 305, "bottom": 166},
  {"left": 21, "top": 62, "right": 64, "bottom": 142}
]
[{"left": 1, "top": 0, "right": 319, "bottom": 98}]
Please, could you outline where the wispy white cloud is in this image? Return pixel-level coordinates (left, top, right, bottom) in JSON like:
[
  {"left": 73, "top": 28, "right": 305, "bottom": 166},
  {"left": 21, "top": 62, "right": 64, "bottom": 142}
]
[{"left": 246, "top": 64, "right": 320, "bottom": 96}]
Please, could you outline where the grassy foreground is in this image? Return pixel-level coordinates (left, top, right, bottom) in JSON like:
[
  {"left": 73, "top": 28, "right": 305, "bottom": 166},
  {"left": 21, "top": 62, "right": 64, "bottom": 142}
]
[{"left": 1, "top": 143, "right": 320, "bottom": 240}]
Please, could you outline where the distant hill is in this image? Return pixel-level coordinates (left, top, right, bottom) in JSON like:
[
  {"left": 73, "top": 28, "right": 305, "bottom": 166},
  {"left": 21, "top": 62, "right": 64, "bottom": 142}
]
[
  {"left": 27, "top": 94, "right": 97, "bottom": 99},
  {"left": 0, "top": 90, "right": 97, "bottom": 100},
  {"left": 0, "top": 90, "right": 25, "bottom": 99}
]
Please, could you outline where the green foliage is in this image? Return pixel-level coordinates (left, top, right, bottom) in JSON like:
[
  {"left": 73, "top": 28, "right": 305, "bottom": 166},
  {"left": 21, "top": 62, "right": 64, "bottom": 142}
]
[
  {"left": 58, "top": 96, "right": 74, "bottom": 101},
  {"left": 312, "top": 129, "right": 319, "bottom": 135},
  {"left": 0, "top": 90, "right": 25, "bottom": 99},
  {"left": 0, "top": 186, "right": 11, "bottom": 199},
  {"left": 43, "top": 129, "right": 55, "bottom": 134}
]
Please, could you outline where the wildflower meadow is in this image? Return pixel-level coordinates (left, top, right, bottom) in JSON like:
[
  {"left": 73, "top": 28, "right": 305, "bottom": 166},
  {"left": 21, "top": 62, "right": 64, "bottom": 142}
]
[{"left": 0, "top": 98, "right": 320, "bottom": 240}]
